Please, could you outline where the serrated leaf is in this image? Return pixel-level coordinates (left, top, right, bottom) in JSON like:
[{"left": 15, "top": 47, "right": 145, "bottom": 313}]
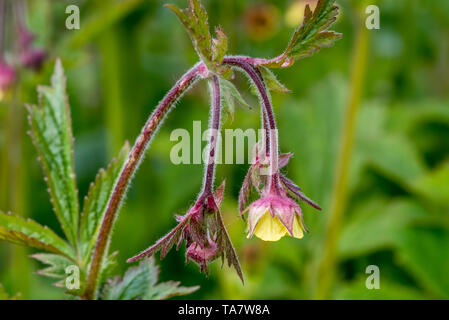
[
  {"left": 101, "top": 257, "right": 198, "bottom": 300},
  {"left": 0, "top": 211, "right": 75, "bottom": 259},
  {"left": 260, "top": 0, "right": 342, "bottom": 68},
  {"left": 212, "top": 27, "right": 228, "bottom": 66},
  {"left": 26, "top": 59, "right": 79, "bottom": 246},
  {"left": 166, "top": 1, "right": 212, "bottom": 65},
  {"left": 31, "top": 253, "right": 79, "bottom": 288},
  {"left": 216, "top": 210, "right": 244, "bottom": 284},
  {"left": 145, "top": 281, "right": 199, "bottom": 300},
  {"left": 166, "top": 1, "right": 229, "bottom": 75},
  {"left": 79, "top": 142, "right": 130, "bottom": 264},
  {"left": 258, "top": 66, "right": 291, "bottom": 93},
  {"left": 219, "top": 78, "right": 251, "bottom": 121}
]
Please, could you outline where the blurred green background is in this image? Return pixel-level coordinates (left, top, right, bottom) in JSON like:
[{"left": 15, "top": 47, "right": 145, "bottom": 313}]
[{"left": 1, "top": 0, "right": 449, "bottom": 299}]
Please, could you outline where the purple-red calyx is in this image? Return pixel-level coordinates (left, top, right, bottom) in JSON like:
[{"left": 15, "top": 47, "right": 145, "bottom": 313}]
[
  {"left": 240, "top": 147, "right": 321, "bottom": 242},
  {"left": 18, "top": 27, "right": 46, "bottom": 71},
  {"left": 127, "top": 182, "right": 243, "bottom": 282}
]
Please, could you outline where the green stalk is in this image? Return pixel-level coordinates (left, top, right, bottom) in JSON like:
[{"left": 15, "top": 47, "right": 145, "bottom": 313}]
[
  {"left": 0, "top": 88, "right": 30, "bottom": 297},
  {"left": 314, "top": 13, "right": 370, "bottom": 300},
  {"left": 98, "top": 27, "right": 125, "bottom": 157}
]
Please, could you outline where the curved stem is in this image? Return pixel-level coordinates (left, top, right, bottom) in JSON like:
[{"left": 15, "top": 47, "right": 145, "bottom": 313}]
[
  {"left": 222, "top": 57, "right": 281, "bottom": 193},
  {"left": 82, "top": 62, "right": 206, "bottom": 300},
  {"left": 201, "top": 75, "right": 222, "bottom": 197}
]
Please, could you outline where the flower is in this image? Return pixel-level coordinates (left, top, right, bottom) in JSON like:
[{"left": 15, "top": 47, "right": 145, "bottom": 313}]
[
  {"left": 128, "top": 181, "right": 244, "bottom": 282},
  {"left": 185, "top": 236, "right": 220, "bottom": 273},
  {"left": 18, "top": 26, "right": 47, "bottom": 71},
  {"left": 243, "top": 4, "right": 280, "bottom": 41},
  {"left": 20, "top": 48, "right": 47, "bottom": 71},
  {"left": 244, "top": 192, "right": 306, "bottom": 241},
  {"left": 240, "top": 144, "right": 321, "bottom": 242},
  {"left": 0, "top": 61, "right": 16, "bottom": 100}
]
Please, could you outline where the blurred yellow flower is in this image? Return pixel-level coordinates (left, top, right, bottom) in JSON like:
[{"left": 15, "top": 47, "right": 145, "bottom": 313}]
[{"left": 285, "top": 0, "right": 318, "bottom": 28}]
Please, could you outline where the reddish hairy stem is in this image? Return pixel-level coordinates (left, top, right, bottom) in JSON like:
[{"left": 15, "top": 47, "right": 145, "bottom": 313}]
[
  {"left": 223, "top": 57, "right": 281, "bottom": 193},
  {"left": 82, "top": 62, "right": 205, "bottom": 300},
  {"left": 201, "top": 75, "right": 222, "bottom": 197}
]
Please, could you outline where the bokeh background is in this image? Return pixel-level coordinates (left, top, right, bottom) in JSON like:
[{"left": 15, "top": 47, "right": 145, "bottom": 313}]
[{"left": 1, "top": 0, "right": 449, "bottom": 299}]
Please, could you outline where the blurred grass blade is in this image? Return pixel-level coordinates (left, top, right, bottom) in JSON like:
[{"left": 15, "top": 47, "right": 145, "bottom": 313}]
[
  {"left": 68, "top": 0, "right": 145, "bottom": 48},
  {"left": 0, "top": 211, "right": 75, "bottom": 259},
  {"left": 26, "top": 60, "right": 79, "bottom": 246},
  {"left": 79, "top": 142, "right": 130, "bottom": 264}
]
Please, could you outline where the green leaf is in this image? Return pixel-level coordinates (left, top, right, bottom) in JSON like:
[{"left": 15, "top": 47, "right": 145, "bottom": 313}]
[
  {"left": 212, "top": 27, "right": 228, "bottom": 67},
  {"left": 411, "top": 162, "right": 449, "bottom": 205},
  {"left": 396, "top": 228, "right": 449, "bottom": 299},
  {"left": 101, "top": 257, "right": 198, "bottom": 300},
  {"left": 338, "top": 200, "right": 426, "bottom": 258},
  {"left": 166, "top": 1, "right": 212, "bottom": 64},
  {"left": 145, "top": 281, "right": 199, "bottom": 300},
  {"left": 258, "top": 66, "right": 291, "bottom": 93},
  {"left": 261, "top": 0, "right": 342, "bottom": 68},
  {"left": 219, "top": 78, "right": 252, "bottom": 121},
  {"left": 0, "top": 283, "right": 20, "bottom": 300},
  {"left": 166, "top": 0, "right": 230, "bottom": 75},
  {"left": 334, "top": 277, "right": 431, "bottom": 300},
  {"left": 79, "top": 142, "right": 130, "bottom": 264},
  {"left": 26, "top": 59, "right": 79, "bottom": 246},
  {"left": 0, "top": 211, "right": 75, "bottom": 259},
  {"left": 31, "top": 253, "right": 79, "bottom": 288}
]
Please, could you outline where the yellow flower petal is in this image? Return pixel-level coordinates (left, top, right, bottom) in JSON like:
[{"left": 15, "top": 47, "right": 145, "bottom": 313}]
[
  {"left": 292, "top": 215, "right": 304, "bottom": 239},
  {"left": 254, "top": 211, "right": 288, "bottom": 241}
]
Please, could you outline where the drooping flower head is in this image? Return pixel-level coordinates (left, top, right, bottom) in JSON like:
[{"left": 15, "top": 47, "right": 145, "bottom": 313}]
[
  {"left": 128, "top": 181, "right": 243, "bottom": 282},
  {"left": 240, "top": 143, "right": 321, "bottom": 241},
  {"left": 20, "top": 47, "right": 46, "bottom": 71},
  {"left": 244, "top": 191, "right": 306, "bottom": 241},
  {"left": 18, "top": 23, "right": 47, "bottom": 71}
]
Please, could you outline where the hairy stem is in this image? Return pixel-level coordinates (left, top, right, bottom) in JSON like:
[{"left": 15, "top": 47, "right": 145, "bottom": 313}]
[
  {"left": 223, "top": 57, "right": 281, "bottom": 193},
  {"left": 82, "top": 62, "right": 206, "bottom": 300},
  {"left": 201, "top": 75, "right": 222, "bottom": 197}
]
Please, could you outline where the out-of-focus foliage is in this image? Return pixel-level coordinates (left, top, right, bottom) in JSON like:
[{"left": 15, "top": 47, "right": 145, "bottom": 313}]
[{"left": 0, "top": 0, "right": 448, "bottom": 300}]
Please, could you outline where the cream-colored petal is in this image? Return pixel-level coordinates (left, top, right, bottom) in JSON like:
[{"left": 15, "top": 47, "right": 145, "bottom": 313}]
[
  {"left": 247, "top": 206, "right": 269, "bottom": 238},
  {"left": 254, "top": 212, "right": 288, "bottom": 241},
  {"left": 291, "top": 215, "right": 304, "bottom": 239}
]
